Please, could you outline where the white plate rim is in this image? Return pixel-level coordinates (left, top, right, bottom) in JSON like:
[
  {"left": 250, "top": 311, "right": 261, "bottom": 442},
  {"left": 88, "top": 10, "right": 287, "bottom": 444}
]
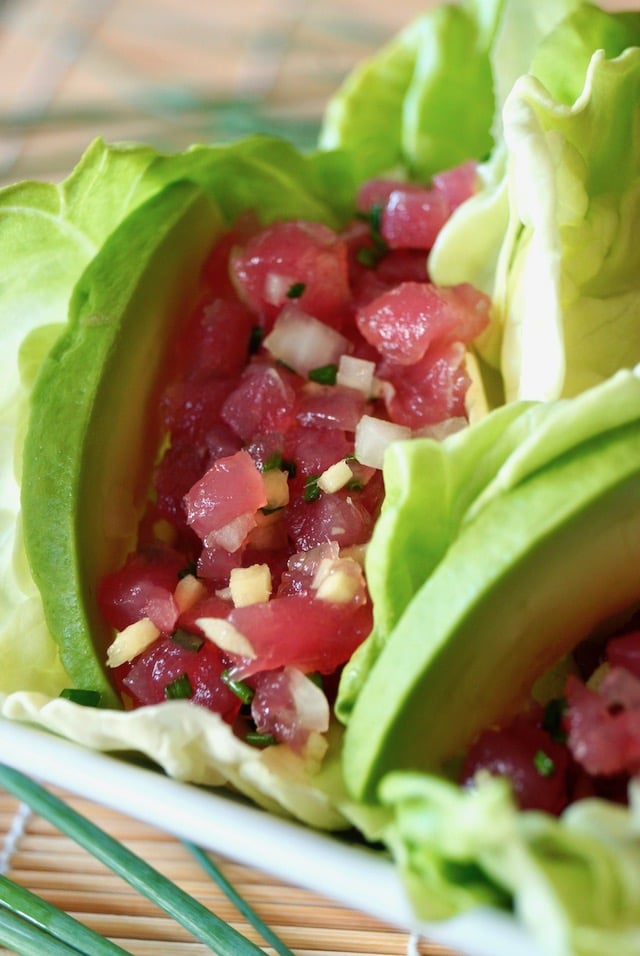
[{"left": 0, "top": 717, "right": 543, "bottom": 956}]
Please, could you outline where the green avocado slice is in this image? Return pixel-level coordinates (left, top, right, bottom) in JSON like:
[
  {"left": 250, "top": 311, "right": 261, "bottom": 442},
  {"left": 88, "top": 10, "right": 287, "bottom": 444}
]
[
  {"left": 21, "top": 181, "right": 225, "bottom": 707},
  {"left": 343, "top": 418, "right": 640, "bottom": 803}
]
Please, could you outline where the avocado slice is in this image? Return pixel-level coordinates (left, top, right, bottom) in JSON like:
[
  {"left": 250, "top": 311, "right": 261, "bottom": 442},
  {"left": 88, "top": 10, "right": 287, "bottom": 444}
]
[
  {"left": 343, "top": 418, "right": 640, "bottom": 802},
  {"left": 21, "top": 181, "right": 224, "bottom": 706}
]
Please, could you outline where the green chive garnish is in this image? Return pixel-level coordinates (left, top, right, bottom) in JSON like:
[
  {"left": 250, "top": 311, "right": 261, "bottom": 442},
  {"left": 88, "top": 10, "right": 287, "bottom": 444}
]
[
  {"left": 171, "top": 629, "right": 205, "bottom": 652},
  {"left": 533, "top": 750, "right": 555, "bottom": 777},
  {"left": 164, "top": 673, "right": 193, "bottom": 700},
  {"left": 184, "top": 842, "right": 295, "bottom": 956},
  {"left": 286, "top": 281, "right": 306, "bottom": 299},
  {"left": 0, "top": 873, "right": 131, "bottom": 955},
  {"left": 178, "top": 561, "right": 198, "bottom": 580},
  {"left": 308, "top": 364, "right": 338, "bottom": 385},
  {"left": 59, "top": 689, "right": 101, "bottom": 707},
  {"left": 244, "top": 732, "right": 277, "bottom": 747},
  {"left": 542, "top": 696, "right": 568, "bottom": 743},
  {"left": 221, "top": 669, "right": 254, "bottom": 706},
  {"left": 303, "top": 475, "right": 321, "bottom": 502},
  {"left": 0, "top": 764, "right": 268, "bottom": 956},
  {"left": 262, "top": 451, "right": 283, "bottom": 471},
  {"left": 355, "top": 246, "right": 382, "bottom": 268},
  {"left": 249, "top": 326, "right": 264, "bottom": 353}
]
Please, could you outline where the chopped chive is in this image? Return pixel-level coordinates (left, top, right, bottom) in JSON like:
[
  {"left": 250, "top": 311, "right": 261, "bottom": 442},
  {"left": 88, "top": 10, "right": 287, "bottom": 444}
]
[
  {"left": 542, "top": 697, "right": 568, "bottom": 742},
  {"left": 163, "top": 673, "right": 193, "bottom": 700},
  {"left": 308, "top": 673, "right": 324, "bottom": 689},
  {"left": 184, "top": 842, "right": 295, "bottom": 956},
  {"left": 533, "top": 750, "right": 555, "bottom": 777},
  {"left": 262, "top": 451, "right": 283, "bottom": 471},
  {"left": 355, "top": 245, "right": 382, "bottom": 268},
  {"left": 249, "top": 326, "right": 264, "bottom": 353},
  {"left": 367, "top": 202, "right": 384, "bottom": 237},
  {"left": 308, "top": 364, "right": 338, "bottom": 385},
  {"left": 221, "top": 669, "right": 254, "bottom": 706},
  {"left": 0, "top": 873, "right": 132, "bottom": 955},
  {"left": 346, "top": 478, "right": 365, "bottom": 492},
  {"left": 282, "top": 458, "right": 297, "bottom": 478},
  {"left": 171, "top": 629, "right": 205, "bottom": 653},
  {"left": 303, "top": 475, "right": 321, "bottom": 503},
  {"left": 178, "top": 561, "right": 198, "bottom": 580},
  {"left": 58, "top": 688, "right": 101, "bottom": 707},
  {"left": 286, "top": 281, "right": 306, "bottom": 299},
  {"left": 0, "top": 764, "right": 268, "bottom": 956},
  {"left": 244, "top": 732, "right": 277, "bottom": 748}
]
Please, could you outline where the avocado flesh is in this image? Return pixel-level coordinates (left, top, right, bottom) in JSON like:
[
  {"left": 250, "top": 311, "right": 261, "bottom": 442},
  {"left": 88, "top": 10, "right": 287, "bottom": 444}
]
[
  {"left": 343, "top": 420, "right": 640, "bottom": 803},
  {"left": 21, "top": 181, "right": 225, "bottom": 706}
]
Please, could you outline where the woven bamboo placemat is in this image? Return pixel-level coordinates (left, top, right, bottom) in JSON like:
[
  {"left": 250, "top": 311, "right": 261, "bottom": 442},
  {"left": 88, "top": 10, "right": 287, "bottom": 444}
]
[
  {"left": 0, "top": 786, "right": 460, "bottom": 956},
  {"left": 0, "top": 0, "right": 432, "bottom": 185}
]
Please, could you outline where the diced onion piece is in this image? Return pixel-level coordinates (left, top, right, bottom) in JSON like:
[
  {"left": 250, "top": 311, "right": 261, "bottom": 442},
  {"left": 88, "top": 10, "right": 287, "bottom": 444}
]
[
  {"left": 263, "top": 304, "right": 350, "bottom": 375},
  {"left": 336, "top": 355, "right": 376, "bottom": 396},
  {"left": 311, "top": 556, "right": 365, "bottom": 604},
  {"left": 106, "top": 618, "right": 160, "bottom": 668},
  {"left": 196, "top": 617, "right": 257, "bottom": 659},
  {"left": 204, "top": 512, "right": 256, "bottom": 552},
  {"left": 287, "top": 666, "right": 330, "bottom": 734},
  {"left": 354, "top": 415, "right": 411, "bottom": 469},
  {"left": 264, "top": 271, "right": 295, "bottom": 306},
  {"left": 174, "top": 573, "right": 208, "bottom": 614},
  {"left": 262, "top": 468, "right": 290, "bottom": 509},
  {"left": 229, "top": 564, "right": 272, "bottom": 608},
  {"left": 317, "top": 459, "right": 353, "bottom": 494}
]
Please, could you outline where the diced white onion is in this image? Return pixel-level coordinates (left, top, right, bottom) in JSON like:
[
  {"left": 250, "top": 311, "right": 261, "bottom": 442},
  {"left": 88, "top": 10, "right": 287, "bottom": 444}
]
[
  {"left": 106, "top": 618, "right": 160, "bottom": 668},
  {"left": 311, "top": 556, "right": 364, "bottom": 604},
  {"left": 263, "top": 304, "right": 350, "bottom": 375},
  {"left": 354, "top": 415, "right": 411, "bottom": 469},
  {"left": 204, "top": 512, "right": 256, "bottom": 552},
  {"left": 286, "top": 666, "right": 330, "bottom": 733},
  {"left": 336, "top": 355, "right": 375, "bottom": 396},
  {"left": 196, "top": 618, "right": 257, "bottom": 659}
]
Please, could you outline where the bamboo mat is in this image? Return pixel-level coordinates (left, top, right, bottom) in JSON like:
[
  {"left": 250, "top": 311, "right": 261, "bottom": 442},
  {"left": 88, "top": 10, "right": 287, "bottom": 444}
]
[
  {"left": 0, "top": 0, "right": 433, "bottom": 186},
  {"left": 0, "top": 786, "right": 460, "bottom": 956}
]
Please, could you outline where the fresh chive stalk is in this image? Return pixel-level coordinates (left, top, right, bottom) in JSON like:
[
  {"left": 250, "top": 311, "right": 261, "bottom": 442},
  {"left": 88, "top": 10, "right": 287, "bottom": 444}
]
[
  {"left": 0, "top": 904, "right": 97, "bottom": 956},
  {"left": 184, "top": 842, "right": 295, "bottom": 956},
  {"left": 0, "top": 874, "right": 131, "bottom": 955},
  {"left": 0, "top": 764, "right": 267, "bottom": 956}
]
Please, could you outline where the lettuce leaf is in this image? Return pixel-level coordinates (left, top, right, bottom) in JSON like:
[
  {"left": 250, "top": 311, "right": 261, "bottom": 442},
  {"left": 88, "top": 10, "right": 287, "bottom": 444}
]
[
  {"left": 319, "top": 0, "right": 584, "bottom": 183},
  {"left": 431, "top": 7, "right": 640, "bottom": 401},
  {"left": 380, "top": 772, "right": 640, "bottom": 956}
]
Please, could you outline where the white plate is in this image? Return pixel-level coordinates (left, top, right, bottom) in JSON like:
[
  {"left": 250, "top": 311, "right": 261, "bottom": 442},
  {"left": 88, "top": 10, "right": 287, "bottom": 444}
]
[{"left": 0, "top": 717, "right": 542, "bottom": 956}]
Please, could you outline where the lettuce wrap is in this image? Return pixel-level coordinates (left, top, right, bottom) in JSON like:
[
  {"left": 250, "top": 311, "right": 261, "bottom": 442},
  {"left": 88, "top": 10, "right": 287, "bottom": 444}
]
[{"left": 1, "top": 1, "right": 640, "bottom": 955}]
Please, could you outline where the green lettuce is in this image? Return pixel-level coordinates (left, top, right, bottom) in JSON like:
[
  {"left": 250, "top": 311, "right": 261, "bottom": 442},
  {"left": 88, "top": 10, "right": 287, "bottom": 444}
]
[
  {"left": 380, "top": 772, "right": 640, "bottom": 956},
  {"left": 431, "top": 6, "right": 640, "bottom": 401},
  {"left": 322, "top": 0, "right": 640, "bottom": 406}
]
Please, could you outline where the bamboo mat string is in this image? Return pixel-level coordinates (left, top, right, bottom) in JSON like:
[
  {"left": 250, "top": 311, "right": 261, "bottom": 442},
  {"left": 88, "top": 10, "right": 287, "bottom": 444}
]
[{"left": 0, "top": 802, "right": 31, "bottom": 877}]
